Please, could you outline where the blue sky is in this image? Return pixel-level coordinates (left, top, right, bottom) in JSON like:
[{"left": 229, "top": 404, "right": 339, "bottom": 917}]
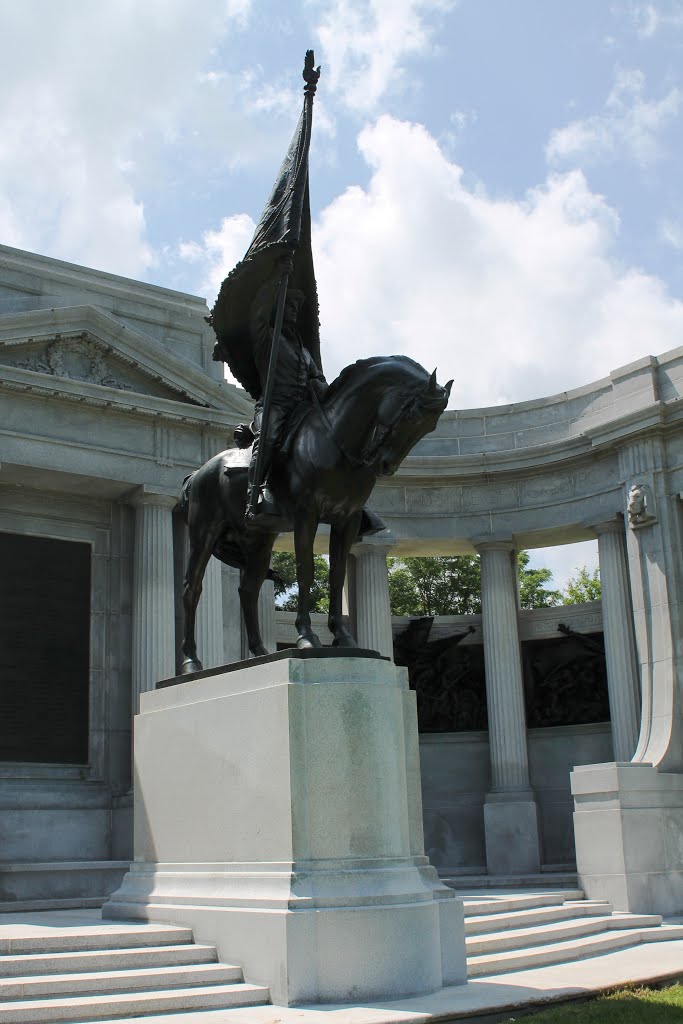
[{"left": 1, "top": 0, "right": 682, "bottom": 585}]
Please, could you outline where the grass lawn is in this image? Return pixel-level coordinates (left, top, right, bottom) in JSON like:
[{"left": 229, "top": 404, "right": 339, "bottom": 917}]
[{"left": 506, "top": 983, "right": 683, "bottom": 1022}]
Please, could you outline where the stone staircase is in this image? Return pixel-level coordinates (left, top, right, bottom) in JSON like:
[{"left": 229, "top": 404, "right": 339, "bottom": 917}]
[
  {"left": 0, "top": 913, "right": 269, "bottom": 1022},
  {"left": 462, "top": 888, "right": 683, "bottom": 977}
]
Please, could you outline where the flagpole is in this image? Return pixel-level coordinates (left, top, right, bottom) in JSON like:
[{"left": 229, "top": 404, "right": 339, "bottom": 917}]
[{"left": 245, "top": 51, "right": 320, "bottom": 521}]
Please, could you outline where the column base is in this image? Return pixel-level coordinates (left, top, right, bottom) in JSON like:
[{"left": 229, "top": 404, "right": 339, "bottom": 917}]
[
  {"left": 572, "top": 761, "right": 683, "bottom": 915},
  {"left": 103, "top": 654, "right": 466, "bottom": 1005},
  {"left": 484, "top": 791, "right": 541, "bottom": 875}
]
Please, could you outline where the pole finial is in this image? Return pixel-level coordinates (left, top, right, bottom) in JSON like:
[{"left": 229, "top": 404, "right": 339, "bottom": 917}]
[{"left": 303, "top": 49, "right": 321, "bottom": 96}]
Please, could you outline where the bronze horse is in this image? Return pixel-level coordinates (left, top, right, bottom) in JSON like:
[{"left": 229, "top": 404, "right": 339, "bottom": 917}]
[{"left": 179, "top": 355, "right": 452, "bottom": 671}]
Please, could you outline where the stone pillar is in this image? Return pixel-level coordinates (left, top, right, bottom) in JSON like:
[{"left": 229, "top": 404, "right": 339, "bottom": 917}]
[
  {"left": 594, "top": 518, "right": 640, "bottom": 762},
  {"left": 620, "top": 439, "right": 683, "bottom": 771},
  {"left": 476, "top": 540, "right": 540, "bottom": 875},
  {"left": 257, "top": 578, "right": 277, "bottom": 655},
  {"left": 196, "top": 556, "right": 224, "bottom": 670},
  {"left": 352, "top": 533, "right": 395, "bottom": 659},
  {"left": 221, "top": 565, "right": 243, "bottom": 664},
  {"left": 130, "top": 488, "right": 177, "bottom": 713},
  {"left": 572, "top": 440, "right": 683, "bottom": 915}
]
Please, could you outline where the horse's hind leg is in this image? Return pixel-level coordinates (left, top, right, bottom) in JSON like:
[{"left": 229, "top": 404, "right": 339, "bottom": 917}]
[
  {"left": 328, "top": 513, "right": 362, "bottom": 648},
  {"left": 239, "top": 534, "right": 276, "bottom": 658},
  {"left": 181, "top": 526, "right": 218, "bottom": 674}
]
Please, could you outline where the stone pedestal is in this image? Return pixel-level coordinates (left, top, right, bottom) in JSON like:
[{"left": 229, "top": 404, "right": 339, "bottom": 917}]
[
  {"left": 103, "top": 653, "right": 466, "bottom": 1005},
  {"left": 572, "top": 761, "right": 683, "bottom": 915}
]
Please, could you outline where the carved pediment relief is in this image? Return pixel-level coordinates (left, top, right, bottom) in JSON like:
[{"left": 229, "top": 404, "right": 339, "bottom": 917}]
[{"left": 0, "top": 332, "right": 204, "bottom": 405}]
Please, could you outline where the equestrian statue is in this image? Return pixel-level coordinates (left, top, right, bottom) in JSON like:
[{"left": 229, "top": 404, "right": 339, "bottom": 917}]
[{"left": 179, "top": 52, "right": 452, "bottom": 671}]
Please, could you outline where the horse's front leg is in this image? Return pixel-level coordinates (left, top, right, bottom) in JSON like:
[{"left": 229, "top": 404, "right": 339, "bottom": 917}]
[
  {"left": 328, "top": 513, "right": 362, "bottom": 648},
  {"left": 294, "top": 506, "right": 323, "bottom": 649}
]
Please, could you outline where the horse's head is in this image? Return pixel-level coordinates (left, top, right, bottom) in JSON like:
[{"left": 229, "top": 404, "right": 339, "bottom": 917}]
[{"left": 367, "top": 361, "right": 453, "bottom": 477}]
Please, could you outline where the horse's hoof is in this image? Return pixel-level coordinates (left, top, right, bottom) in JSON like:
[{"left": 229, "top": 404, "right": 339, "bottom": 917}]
[
  {"left": 180, "top": 657, "right": 203, "bottom": 675},
  {"left": 250, "top": 645, "right": 269, "bottom": 658},
  {"left": 296, "top": 632, "right": 323, "bottom": 650},
  {"left": 332, "top": 635, "right": 359, "bottom": 648}
]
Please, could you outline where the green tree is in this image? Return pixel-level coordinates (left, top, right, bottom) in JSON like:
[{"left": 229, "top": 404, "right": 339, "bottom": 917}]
[
  {"left": 563, "top": 565, "right": 601, "bottom": 604},
  {"left": 517, "top": 550, "right": 562, "bottom": 609},
  {"left": 271, "top": 551, "right": 330, "bottom": 612},
  {"left": 387, "top": 552, "right": 561, "bottom": 616},
  {"left": 388, "top": 556, "right": 482, "bottom": 616}
]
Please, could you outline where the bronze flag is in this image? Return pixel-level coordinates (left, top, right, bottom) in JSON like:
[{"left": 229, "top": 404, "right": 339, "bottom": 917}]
[{"left": 209, "top": 51, "right": 322, "bottom": 399}]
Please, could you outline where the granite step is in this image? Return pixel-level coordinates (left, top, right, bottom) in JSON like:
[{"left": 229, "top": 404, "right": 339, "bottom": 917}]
[
  {"left": 461, "top": 889, "right": 584, "bottom": 917},
  {"left": 0, "top": 962, "right": 243, "bottom": 999},
  {"left": 0, "top": 943, "right": 218, "bottom": 978},
  {"left": 467, "top": 923, "right": 683, "bottom": 977},
  {"left": 465, "top": 898, "right": 613, "bottom": 934},
  {"left": 0, "top": 913, "right": 270, "bottom": 1021},
  {"left": 466, "top": 912, "right": 663, "bottom": 955},
  {"left": 0, "top": 923, "right": 194, "bottom": 956},
  {"left": 0, "top": 981, "right": 270, "bottom": 1023},
  {"left": 444, "top": 871, "right": 579, "bottom": 891}
]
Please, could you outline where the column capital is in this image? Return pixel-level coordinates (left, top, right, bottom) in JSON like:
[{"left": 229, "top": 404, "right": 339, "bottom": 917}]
[
  {"left": 126, "top": 485, "right": 178, "bottom": 510},
  {"left": 472, "top": 537, "right": 515, "bottom": 554},
  {"left": 351, "top": 529, "right": 396, "bottom": 559}
]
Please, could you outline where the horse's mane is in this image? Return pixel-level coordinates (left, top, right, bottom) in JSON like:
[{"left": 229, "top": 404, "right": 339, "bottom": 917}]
[{"left": 325, "top": 354, "right": 429, "bottom": 403}]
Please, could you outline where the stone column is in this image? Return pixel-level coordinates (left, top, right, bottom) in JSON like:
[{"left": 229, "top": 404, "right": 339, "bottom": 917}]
[
  {"left": 476, "top": 540, "right": 540, "bottom": 875},
  {"left": 196, "top": 556, "right": 224, "bottom": 670},
  {"left": 351, "top": 533, "right": 395, "bottom": 659},
  {"left": 221, "top": 565, "right": 243, "bottom": 664},
  {"left": 130, "top": 488, "right": 177, "bottom": 713},
  {"left": 594, "top": 518, "right": 640, "bottom": 762},
  {"left": 257, "top": 579, "right": 277, "bottom": 655}
]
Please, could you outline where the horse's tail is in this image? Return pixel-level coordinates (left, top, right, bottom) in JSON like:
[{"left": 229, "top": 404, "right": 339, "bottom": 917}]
[{"left": 178, "top": 471, "right": 195, "bottom": 524}]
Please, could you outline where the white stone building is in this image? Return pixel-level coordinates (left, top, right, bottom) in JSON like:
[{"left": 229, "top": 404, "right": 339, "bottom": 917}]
[{"left": 1, "top": 242, "right": 682, "bottom": 915}]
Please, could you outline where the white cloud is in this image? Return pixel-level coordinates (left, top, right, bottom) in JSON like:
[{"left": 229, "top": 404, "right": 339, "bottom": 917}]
[
  {"left": 0, "top": 1, "right": 250, "bottom": 277},
  {"left": 177, "top": 213, "right": 256, "bottom": 298},
  {"left": 313, "top": 0, "right": 456, "bottom": 113},
  {"left": 547, "top": 68, "right": 680, "bottom": 169},
  {"left": 659, "top": 217, "right": 683, "bottom": 250},
  {"left": 310, "top": 115, "right": 683, "bottom": 407},
  {"left": 527, "top": 541, "right": 599, "bottom": 593},
  {"left": 626, "top": 1, "right": 683, "bottom": 37}
]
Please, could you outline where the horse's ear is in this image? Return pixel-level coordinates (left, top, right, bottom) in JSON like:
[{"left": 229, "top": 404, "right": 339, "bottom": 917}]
[
  {"left": 445, "top": 379, "right": 453, "bottom": 398},
  {"left": 428, "top": 368, "right": 438, "bottom": 393}
]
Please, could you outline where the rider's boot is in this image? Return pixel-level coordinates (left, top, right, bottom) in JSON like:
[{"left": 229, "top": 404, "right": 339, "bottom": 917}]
[{"left": 245, "top": 435, "right": 281, "bottom": 527}]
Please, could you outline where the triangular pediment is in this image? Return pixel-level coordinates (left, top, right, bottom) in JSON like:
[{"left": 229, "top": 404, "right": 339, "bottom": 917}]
[
  {"left": 0, "top": 331, "right": 203, "bottom": 403},
  {"left": 0, "top": 305, "right": 255, "bottom": 419}
]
